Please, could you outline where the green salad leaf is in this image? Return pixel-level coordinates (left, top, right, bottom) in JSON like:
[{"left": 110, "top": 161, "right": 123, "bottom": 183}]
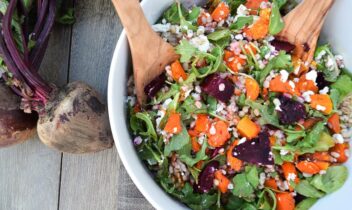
[
  {"left": 230, "top": 16, "right": 254, "bottom": 30},
  {"left": 295, "top": 198, "right": 318, "bottom": 210},
  {"left": 245, "top": 165, "right": 260, "bottom": 189},
  {"left": 315, "top": 45, "right": 340, "bottom": 82},
  {"left": 269, "top": 0, "right": 285, "bottom": 35},
  {"left": 331, "top": 74, "right": 352, "bottom": 103},
  {"left": 232, "top": 173, "right": 255, "bottom": 199},
  {"left": 259, "top": 51, "right": 292, "bottom": 85},
  {"left": 176, "top": 40, "right": 198, "bottom": 63},
  {"left": 311, "top": 166, "right": 348, "bottom": 194},
  {"left": 207, "top": 29, "right": 231, "bottom": 41},
  {"left": 227, "top": 0, "right": 247, "bottom": 14},
  {"left": 295, "top": 180, "right": 325, "bottom": 198},
  {"left": 179, "top": 140, "right": 208, "bottom": 167},
  {"left": 130, "top": 112, "right": 157, "bottom": 141},
  {"left": 257, "top": 188, "right": 277, "bottom": 210},
  {"left": 164, "top": 124, "right": 190, "bottom": 156}
]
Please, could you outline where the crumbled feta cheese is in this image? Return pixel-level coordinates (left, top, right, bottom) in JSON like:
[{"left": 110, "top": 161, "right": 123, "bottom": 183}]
[
  {"left": 209, "top": 125, "right": 216, "bottom": 135},
  {"left": 273, "top": 98, "right": 282, "bottom": 111},
  {"left": 197, "top": 26, "right": 205, "bottom": 36},
  {"left": 228, "top": 183, "right": 234, "bottom": 190},
  {"left": 316, "top": 105, "right": 326, "bottom": 111},
  {"left": 235, "top": 34, "right": 244, "bottom": 40},
  {"left": 162, "top": 98, "right": 173, "bottom": 109},
  {"left": 288, "top": 81, "right": 295, "bottom": 89},
  {"left": 190, "top": 35, "right": 210, "bottom": 52},
  {"left": 305, "top": 70, "right": 318, "bottom": 83},
  {"left": 238, "top": 137, "right": 247, "bottom": 145},
  {"left": 237, "top": 5, "right": 249, "bottom": 16},
  {"left": 214, "top": 179, "right": 220, "bottom": 186},
  {"left": 280, "top": 150, "right": 289, "bottom": 156},
  {"left": 195, "top": 101, "right": 202, "bottom": 109},
  {"left": 219, "top": 83, "right": 225, "bottom": 91},
  {"left": 319, "top": 86, "right": 329, "bottom": 94},
  {"left": 333, "top": 134, "right": 345, "bottom": 144},
  {"left": 326, "top": 56, "right": 335, "bottom": 69},
  {"left": 152, "top": 23, "right": 171, "bottom": 33},
  {"left": 287, "top": 173, "right": 297, "bottom": 182},
  {"left": 279, "top": 70, "right": 289, "bottom": 83},
  {"left": 330, "top": 152, "right": 340, "bottom": 158},
  {"left": 315, "top": 50, "right": 326, "bottom": 60},
  {"left": 302, "top": 91, "right": 314, "bottom": 102}
]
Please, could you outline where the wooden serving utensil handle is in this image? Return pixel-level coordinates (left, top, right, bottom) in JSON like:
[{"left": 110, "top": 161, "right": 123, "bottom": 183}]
[{"left": 277, "top": 0, "right": 335, "bottom": 62}]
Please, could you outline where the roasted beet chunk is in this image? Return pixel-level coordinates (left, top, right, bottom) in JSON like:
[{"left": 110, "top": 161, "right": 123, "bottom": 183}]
[
  {"left": 270, "top": 39, "right": 296, "bottom": 53},
  {"left": 277, "top": 95, "right": 306, "bottom": 125},
  {"left": 195, "top": 161, "right": 219, "bottom": 193},
  {"left": 144, "top": 74, "right": 166, "bottom": 98},
  {"left": 201, "top": 73, "right": 234, "bottom": 102},
  {"left": 232, "top": 132, "right": 274, "bottom": 165},
  {"left": 316, "top": 72, "right": 332, "bottom": 90}
]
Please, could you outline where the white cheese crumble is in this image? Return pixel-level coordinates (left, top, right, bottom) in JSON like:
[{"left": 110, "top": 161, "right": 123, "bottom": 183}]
[
  {"left": 236, "top": 5, "right": 249, "bottom": 16},
  {"left": 219, "top": 83, "right": 225, "bottom": 91},
  {"left": 316, "top": 105, "right": 326, "bottom": 111},
  {"left": 287, "top": 173, "right": 297, "bottom": 182},
  {"left": 273, "top": 98, "right": 282, "bottom": 111},
  {"left": 209, "top": 125, "right": 216, "bottom": 135},
  {"left": 319, "top": 86, "right": 329, "bottom": 94},
  {"left": 279, "top": 70, "right": 289, "bottom": 83},
  {"left": 238, "top": 137, "right": 247, "bottom": 145},
  {"left": 280, "top": 150, "right": 289, "bottom": 156},
  {"left": 333, "top": 134, "right": 345, "bottom": 144},
  {"left": 288, "top": 81, "right": 296, "bottom": 89},
  {"left": 189, "top": 35, "right": 210, "bottom": 52},
  {"left": 305, "top": 70, "right": 318, "bottom": 83},
  {"left": 152, "top": 23, "right": 171, "bottom": 33},
  {"left": 302, "top": 91, "right": 314, "bottom": 102}
]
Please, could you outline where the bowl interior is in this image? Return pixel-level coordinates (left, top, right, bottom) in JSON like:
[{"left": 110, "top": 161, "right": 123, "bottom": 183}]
[{"left": 108, "top": 1, "right": 352, "bottom": 210}]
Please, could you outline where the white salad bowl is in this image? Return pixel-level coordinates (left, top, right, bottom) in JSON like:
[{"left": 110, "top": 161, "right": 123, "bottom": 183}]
[{"left": 108, "top": 1, "right": 352, "bottom": 209}]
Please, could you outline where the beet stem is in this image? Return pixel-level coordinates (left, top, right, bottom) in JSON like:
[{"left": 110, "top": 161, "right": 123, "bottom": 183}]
[{"left": 32, "top": 0, "right": 49, "bottom": 40}]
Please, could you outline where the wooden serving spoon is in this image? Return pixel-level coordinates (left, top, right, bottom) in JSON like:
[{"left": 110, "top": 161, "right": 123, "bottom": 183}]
[
  {"left": 277, "top": 0, "right": 335, "bottom": 63},
  {"left": 111, "top": 0, "right": 179, "bottom": 104}
]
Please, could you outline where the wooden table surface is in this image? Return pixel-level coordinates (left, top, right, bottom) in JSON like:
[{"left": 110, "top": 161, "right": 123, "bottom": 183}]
[{"left": 0, "top": 0, "right": 154, "bottom": 209}]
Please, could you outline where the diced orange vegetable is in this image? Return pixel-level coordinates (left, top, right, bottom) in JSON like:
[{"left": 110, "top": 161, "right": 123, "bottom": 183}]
[
  {"left": 314, "top": 161, "right": 330, "bottom": 171},
  {"left": 327, "top": 113, "right": 341, "bottom": 134},
  {"left": 227, "top": 140, "right": 243, "bottom": 171},
  {"left": 195, "top": 114, "right": 210, "bottom": 133},
  {"left": 188, "top": 129, "right": 198, "bottom": 137},
  {"left": 224, "top": 50, "right": 246, "bottom": 73},
  {"left": 259, "top": 8, "right": 271, "bottom": 19},
  {"left": 215, "top": 170, "right": 230, "bottom": 193},
  {"left": 245, "top": 78, "right": 260, "bottom": 100},
  {"left": 197, "top": 11, "right": 212, "bottom": 26},
  {"left": 243, "top": 17, "right": 269, "bottom": 40},
  {"left": 276, "top": 192, "right": 295, "bottom": 210},
  {"left": 312, "top": 152, "right": 331, "bottom": 162},
  {"left": 171, "top": 60, "right": 187, "bottom": 82},
  {"left": 164, "top": 113, "right": 182, "bottom": 134},
  {"left": 282, "top": 162, "right": 300, "bottom": 191},
  {"left": 264, "top": 178, "right": 278, "bottom": 190},
  {"left": 269, "top": 136, "right": 276, "bottom": 146},
  {"left": 262, "top": 87, "right": 269, "bottom": 99},
  {"left": 297, "top": 74, "right": 319, "bottom": 93},
  {"left": 237, "top": 116, "right": 260, "bottom": 139},
  {"left": 330, "top": 143, "right": 349, "bottom": 163},
  {"left": 195, "top": 160, "right": 204, "bottom": 170},
  {"left": 296, "top": 161, "right": 321, "bottom": 174},
  {"left": 191, "top": 137, "right": 201, "bottom": 152},
  {"left": 211, "top": 2, "right": 230, "bottom": 22},
  {"left": 295, "top": 118, "right": 322, "bottom": 131},
  {"left": 133, "top": 103, "right": 141, "bottom": 113},
  {"left": 310, "top": 94, "right": 333, "bottom": 115},
  {"left": 234, "top": 88, "right": 242, "bottom": 96},
  {"left": 269, "top": 76, "right": 300, "bottom": 96},
  {"left": 292, "top": 56, "right": 309, "bottom": 76},
  {"left": 245, "top": 0, "right": 269, "bottom": 10},
  {"left": 207, "top": 121, "right": 231, "bottom": 147}
]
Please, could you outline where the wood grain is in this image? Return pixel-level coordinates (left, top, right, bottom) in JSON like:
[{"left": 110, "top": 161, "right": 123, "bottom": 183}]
[
  {"left": 111, "top": 0, "right": 179, "bottom": 104},
  {"left": 277, "top": 0, "right": 335, "bottom": 63},
  {"left": 59, "top": 0, "right": 153, "bottom": 209},
  {"left": 0, "top": 22, "right": 71, "bottom": 210}
]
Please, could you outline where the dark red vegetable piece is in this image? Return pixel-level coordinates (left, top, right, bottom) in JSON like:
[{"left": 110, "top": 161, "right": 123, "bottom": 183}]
[
  {"left": 195, "top": 161, "right": 219, "bottom": 193},
  {"left": 316, "top": 72, "right": 331, "bottom": 90},
  {"left": 271, "top": 39, "right": 296, "bottom": 53},
  {"left": 144, "top": 73, "right": 166, "bottom": 98},
  {"left": 201, "top": 73, "right": 234, "bottom": 102},
  {"left": 277, "top": 95, "right": 306, "bottom": 125},
  {"left": 232, "top": 132, "right": 274, "bottom": 165}
]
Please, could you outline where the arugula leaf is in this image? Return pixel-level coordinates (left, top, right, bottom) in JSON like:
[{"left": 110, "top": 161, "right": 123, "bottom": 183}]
[
  {"left": 232, "top": 173, "right": 255, "bottom": 199},
  {"left": 296, "top": 122, "right": 325, "bottom": 149},
  {"left": 311, "top": 166, "right": 348, "bottom": 194},
  {"left": 245, "top": 165, "right": 259, "bottom": 188},
  {"left": 331, "top": 74, "right": 352, "bottom": 102},
  {"left": 315, "top": 45, "right": 340, "bottom": 82},
  {"left": 177, "top": 2, "right": 197, "bottom": 31},
  {"left": 178, "top": 96, "right": 207, "bottom": 120},
  {"left": 259, "top": 51, "right": 292, "bottom": 85},
  {"left": 295, "top": 198, "right": 318, "bottom": 210},
  {"left": 276, "top": 0, "right": 287, "bottom": 9},
  {"left": 175, "top": 39, "right": 198, "bottom": 63},
  {"left": 56, "top": 7, "right": 75, "bottom": 25},
  {"left": 230, "top": 16, "right": 254, "bottom": 30},
  {"left": 164, "top": 124, "right": 190, "bottom": 156},
  {"left": 313, "top": 132, "right": 334, "bottom": 152},
  {"left": 286, "top": 130, "right": 306, "bottom": 143},
  {"left": 295, "top": 180, "right": 325, "bottom": 198},
  {"left": 176, "top": 183, "right": 218, "bottom": 210},
  {"left": 179, "top": 140, "right": 209, "bottom": 166},
  {"left": 207, "top": 29, "right": 231, "bottom": 41},
  {"left": 130, "top": 112, "right": 157, "bottom": 141},
  {"left": 186, "top": 7, "right": 201, "bottom": 22},
  {"left": 257, "top": 188, "right": 277, "bottom": 210},
  {"left": 246, "top": 100, "right": 281, "bottom": 128},
  {"left": 162, "top": 2, "right": 185, "bottom": 24},
  {"left": 269, "top": 0, "right": 285, "bottom": 35},
  {"left": 154, "top": 83, "right": 180, "bottom": 104},
  {"left": 329, "top": 88, "right": 341, "bottom": 109},
  {"left": 138, "top": 143, "right": 163, "bottom": 165}
]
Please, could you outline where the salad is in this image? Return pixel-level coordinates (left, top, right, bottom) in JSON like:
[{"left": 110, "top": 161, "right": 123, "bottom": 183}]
[{"left": 127, "top": 0, "right": 352, "bottom": 209}]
